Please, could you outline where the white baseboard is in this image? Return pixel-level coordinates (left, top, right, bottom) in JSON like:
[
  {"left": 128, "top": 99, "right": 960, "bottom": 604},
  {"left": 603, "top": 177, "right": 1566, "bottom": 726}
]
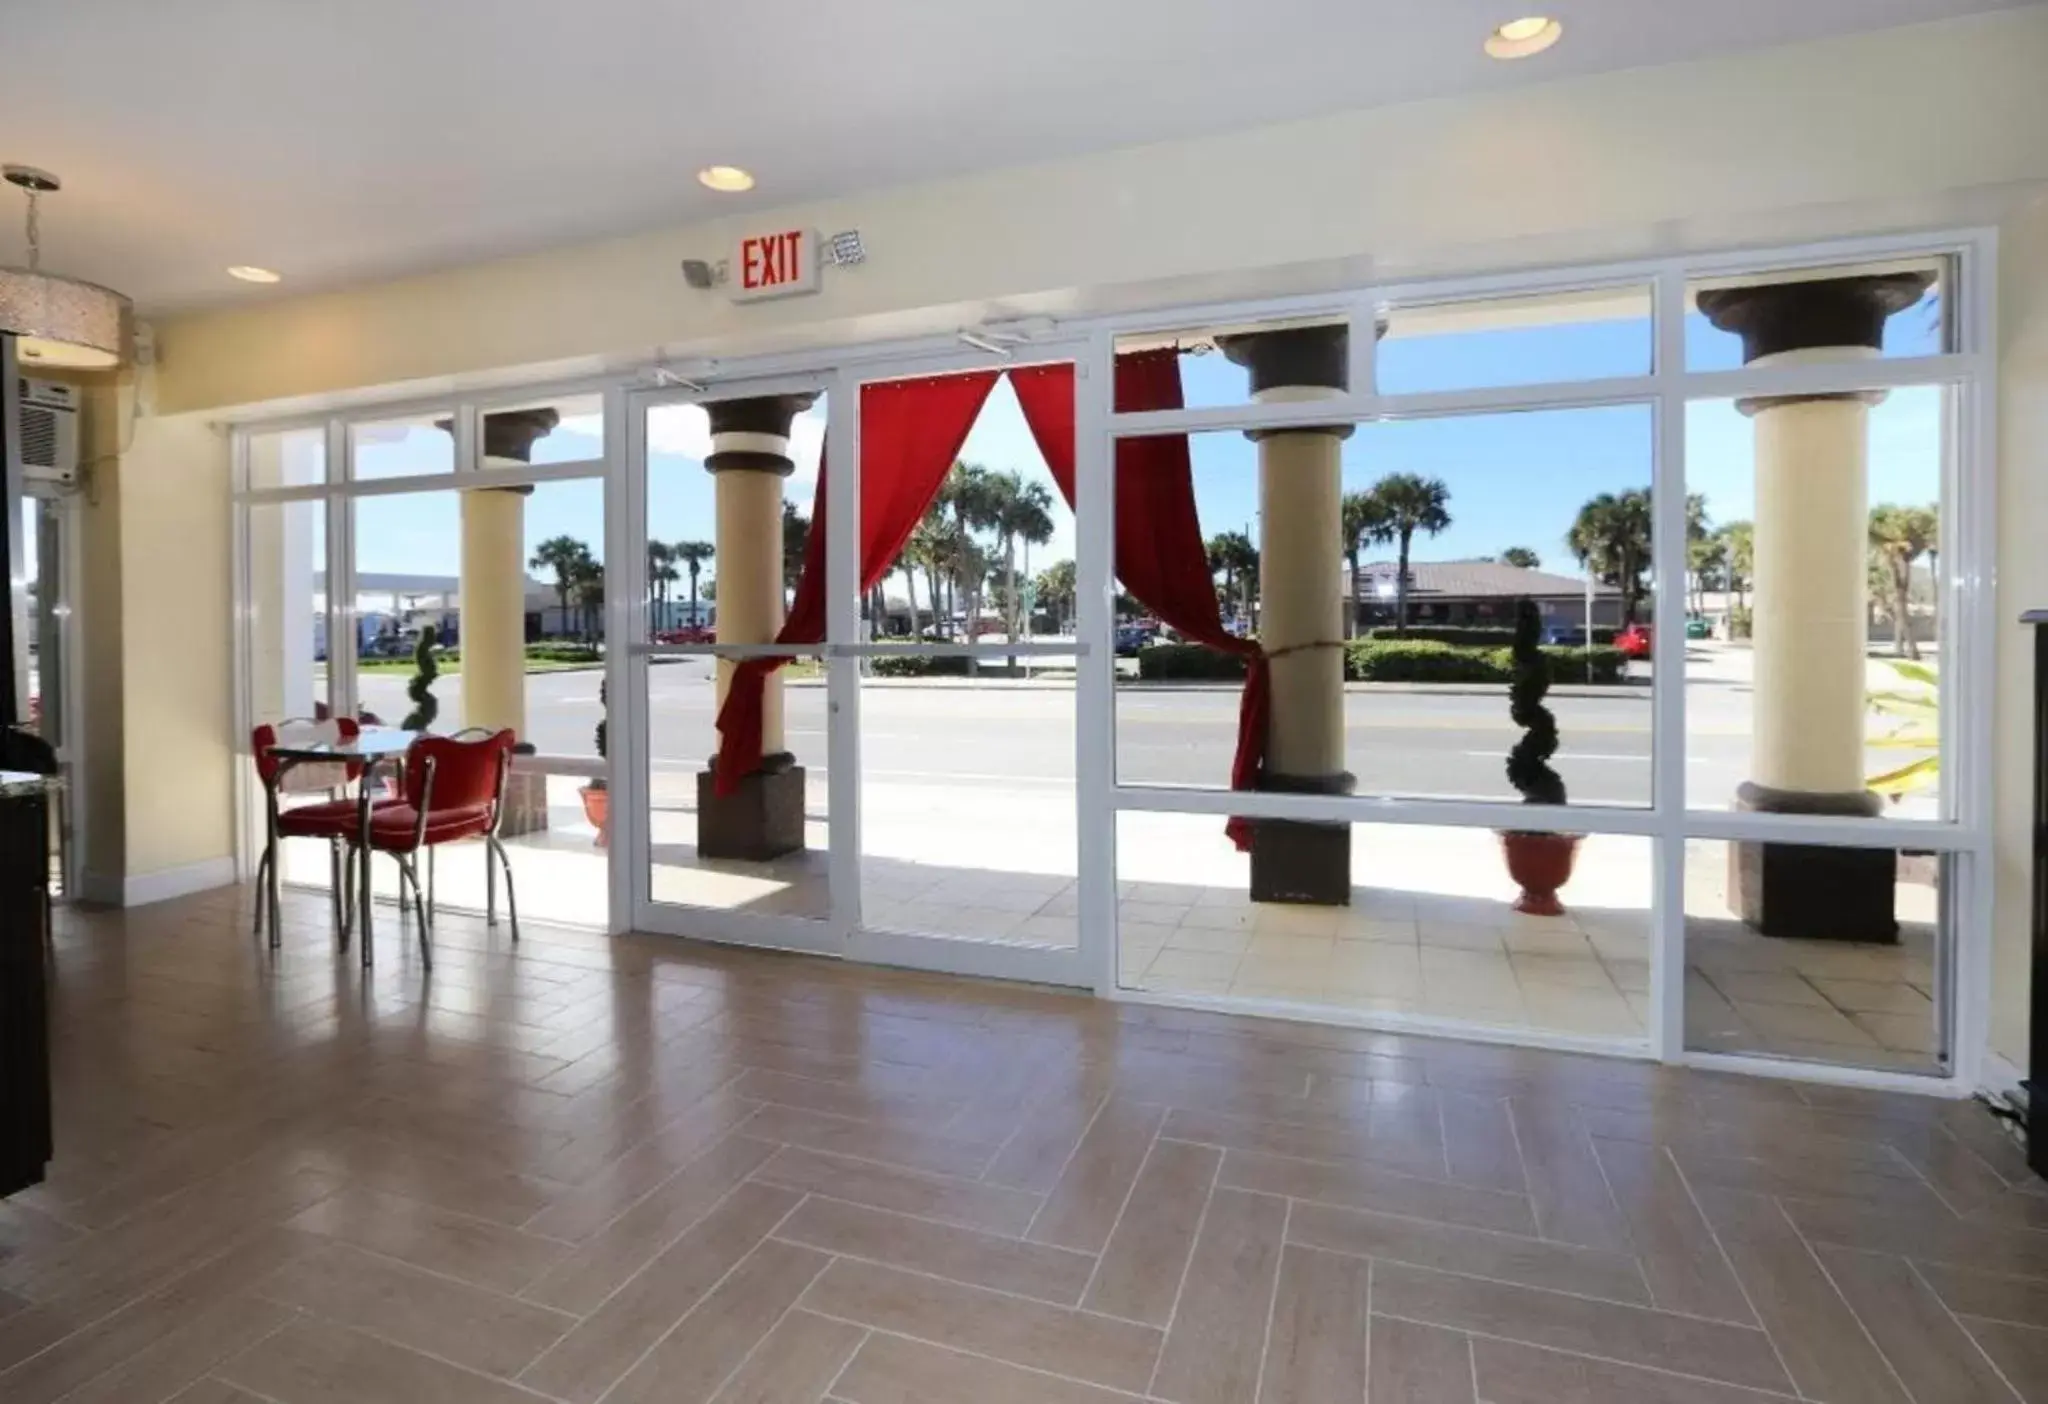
[{"left": 120, "top": 856, "right": 237, "bottom": 908}]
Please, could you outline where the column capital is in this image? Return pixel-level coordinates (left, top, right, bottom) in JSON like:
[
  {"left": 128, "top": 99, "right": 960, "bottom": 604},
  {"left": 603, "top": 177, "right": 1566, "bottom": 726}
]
[
  {"left": 1696, "top": 272, "right": 1934, "bottom": 364},
  {"left": 432, "top": 407, "right": 561, "bottom": 465},
  {"left": 1217, "top": 323, "right": 1351, "bottom": 397},
  {"left": 705, "top": 393, "right": 819, "bottom": 476}
]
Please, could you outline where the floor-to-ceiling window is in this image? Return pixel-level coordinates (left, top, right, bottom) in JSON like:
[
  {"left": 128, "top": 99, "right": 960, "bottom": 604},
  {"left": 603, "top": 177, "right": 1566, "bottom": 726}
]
[
  {"left": 229, "top": 234, "right": 1990, "bottom": 1090},
  {"left": 235, "top": 388, "right": 615, "bottom": 933}
]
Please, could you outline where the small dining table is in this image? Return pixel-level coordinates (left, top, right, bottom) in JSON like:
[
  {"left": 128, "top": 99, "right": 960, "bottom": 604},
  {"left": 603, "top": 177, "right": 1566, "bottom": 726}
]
[{"left": 263, "top": 727, "right": 415, "bottom": 965}]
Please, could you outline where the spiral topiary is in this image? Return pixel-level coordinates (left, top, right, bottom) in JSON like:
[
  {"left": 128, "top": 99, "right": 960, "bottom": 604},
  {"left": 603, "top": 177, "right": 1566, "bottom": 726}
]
[
  {"left": 1505, "top": 598, "right": 1566, "bottom": 807},
  {"left": 401, "top": 623, "right": 441, "bottom": 732}
]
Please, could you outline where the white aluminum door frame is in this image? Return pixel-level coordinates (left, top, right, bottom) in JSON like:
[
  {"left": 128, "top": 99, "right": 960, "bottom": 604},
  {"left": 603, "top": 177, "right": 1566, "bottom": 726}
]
[
  {"left": 621, "top": 372, "right": 845, "bottom": 956},
  {"left": 830, "top": 340, "right": 1098, "bottom": 987}
]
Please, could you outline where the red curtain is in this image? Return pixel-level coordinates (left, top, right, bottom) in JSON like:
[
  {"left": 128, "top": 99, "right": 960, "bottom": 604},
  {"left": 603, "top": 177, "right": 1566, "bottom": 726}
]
[
  {"left": 1009, "top": 352, "right": 1267, "bottom": 850},
  {"left": 713, "top": 370, "right": 1000, "bottom": 794}
]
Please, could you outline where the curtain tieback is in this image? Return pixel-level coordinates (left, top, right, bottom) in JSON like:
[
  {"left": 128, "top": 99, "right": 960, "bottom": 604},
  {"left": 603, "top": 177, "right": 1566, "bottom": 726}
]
[{"left": 1263, "top": 640, "right": 1344, "bottom": 661}]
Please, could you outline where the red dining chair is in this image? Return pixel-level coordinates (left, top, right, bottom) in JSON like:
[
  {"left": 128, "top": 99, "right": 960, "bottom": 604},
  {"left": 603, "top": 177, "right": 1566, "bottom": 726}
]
[
  {"left": 351, "top": 727, "right": 519, "bottom": 969},
  {"left": 251, "top": 716, "right": 392, "bottom": 947}
]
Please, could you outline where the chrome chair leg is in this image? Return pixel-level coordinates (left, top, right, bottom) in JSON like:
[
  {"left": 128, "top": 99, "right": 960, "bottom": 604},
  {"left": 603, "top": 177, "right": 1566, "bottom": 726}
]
[
  {"left": 398, "top": 854, "right": 433, "bottom": 970},
  {"left": 252, "top": 844, "right": 272, "bottom": 938},
  {"left": 328, "top": 840, "right": 346, "bottom": 940},
  {"left": 266, "top": 837, "right": 284, "bottom": 951},
  {"left": 489, "top": 837, "right": 520, "bottom": 944},
  {"left": 486, "top": 838, "right": 497, "bottom": 928},
  {"left": 428, "top": 846, "right": 437, "bottom": 925}
]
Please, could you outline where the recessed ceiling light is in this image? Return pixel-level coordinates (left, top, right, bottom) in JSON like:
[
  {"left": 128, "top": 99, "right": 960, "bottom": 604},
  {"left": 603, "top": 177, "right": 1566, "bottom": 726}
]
[
  {"left": 226, "top": 265, "right": 281, "bottom": 283},
  {"left": 697, "top": 165, "right": 755, "bottom": 193},
  {"left": 1485, "top": 16, "right": 1563, "bottom": 59}
]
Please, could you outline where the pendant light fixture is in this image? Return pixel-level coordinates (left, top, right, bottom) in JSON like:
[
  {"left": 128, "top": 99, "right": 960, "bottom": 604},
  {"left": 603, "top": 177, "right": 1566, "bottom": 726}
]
[{"left": 0, "top": 165, "right": 130, "bottom": 371}]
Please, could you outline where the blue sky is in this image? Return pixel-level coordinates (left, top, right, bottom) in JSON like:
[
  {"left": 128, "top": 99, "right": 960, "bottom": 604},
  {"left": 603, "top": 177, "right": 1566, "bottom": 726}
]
[{"left": 344, "top": 293, "right": 1944, "bottom": 588}]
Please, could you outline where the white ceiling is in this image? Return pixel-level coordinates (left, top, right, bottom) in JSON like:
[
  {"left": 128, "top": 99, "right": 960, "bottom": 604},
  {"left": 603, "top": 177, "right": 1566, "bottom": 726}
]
[{"left": 2, "top": 0, "right": 2034, "bottom": 313}]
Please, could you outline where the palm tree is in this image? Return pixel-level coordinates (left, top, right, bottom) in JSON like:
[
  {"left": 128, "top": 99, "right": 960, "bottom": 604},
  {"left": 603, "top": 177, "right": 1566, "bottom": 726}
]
[
  {"left": 1870, "top": 503, "right": 1938, "bottom": 659},
  {"left": 907, "top": 513, "right": 952, "bottom": 639},
  {"left": 1207, "top": 530, "right": 1260, "bottom": 631},
  {"left": 986, "top": 470, "right": 1056, "bottom": 645},
  {"left": 531, "top": 535, "right": 594, "bottom": 640},
  {"left": 1340, "top": 490, "right": 1389, "bottom": 638},
  {"left": 570, "top": 559, "right": 605, "bottom": 643},
  {"left": 674, "top": 540, "right": 715, "bottom": 630},
  {"left": 1500, "top": 547, "right": 1541, "bottom": 570},
  {"left": 1036, "top": 559, "right": 1077, "bottom": 634},
  {"left": 1566, "top": 490, "right": 1653, "bottom": 625},
  {"left": 645, "top": 541, "right": 677, "bottom": 629},
  {"left": 1361, "top": 474, "right": 1453, "bottom": 635},
  {"left": 1718, "top": 520, "right": 1754, "bottom": 615},
  {"left": 940, "top": 463, "right": 1000, "bottom": 637},
  {"left": 1687, "top": 536, "right": 1727, "bottom": 616},
  {"left": 781, "top": 501, "right": 809, "bottom": 596}
]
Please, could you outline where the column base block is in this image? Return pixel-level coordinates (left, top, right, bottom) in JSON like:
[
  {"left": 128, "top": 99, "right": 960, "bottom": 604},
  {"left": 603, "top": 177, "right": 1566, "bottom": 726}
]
[
  {"left": 497, "top": 770, "right": 551, "bottom": 840},
  {"left": 696, "top": 761, "right": 806, "bottom": 862},
  {"left": 1248, "top": 770, "right": 1356, "bottom": 907},
  {"left": 1729, "top": 782, "right": 1897, "bottom": 944}
]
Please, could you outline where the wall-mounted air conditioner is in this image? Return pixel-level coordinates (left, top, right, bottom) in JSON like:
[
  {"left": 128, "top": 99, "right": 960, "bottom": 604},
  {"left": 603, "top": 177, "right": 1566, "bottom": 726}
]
[{"left": 18, "top": 378, "right": 79, "bottom": 487}]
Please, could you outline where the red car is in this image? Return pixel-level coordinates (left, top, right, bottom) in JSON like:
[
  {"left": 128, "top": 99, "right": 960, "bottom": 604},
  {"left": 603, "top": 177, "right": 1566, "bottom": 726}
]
[
  {"left": 655, "top": 625, "right": 714, "bottom": 645},
  {"left": 1615, "top": 623, "right": 1653, "bottom": 659}
]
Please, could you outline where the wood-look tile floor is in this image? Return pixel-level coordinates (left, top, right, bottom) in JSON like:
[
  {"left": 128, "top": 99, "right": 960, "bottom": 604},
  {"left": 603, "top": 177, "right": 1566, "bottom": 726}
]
[{"left": 5, "top": 886, "right": 2046, "bottom": 1403}]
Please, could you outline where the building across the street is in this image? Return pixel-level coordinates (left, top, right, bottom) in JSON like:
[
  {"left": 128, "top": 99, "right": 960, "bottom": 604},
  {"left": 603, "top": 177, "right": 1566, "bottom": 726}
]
[{"left": 1348, "top": 559, "right": 1625, "bottom": 634}]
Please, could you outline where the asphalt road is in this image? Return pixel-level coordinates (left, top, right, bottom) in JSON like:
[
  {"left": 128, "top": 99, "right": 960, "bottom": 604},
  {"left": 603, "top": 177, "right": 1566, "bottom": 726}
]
[{"left": 356, "top": 657, "right": 1920, "bottom": 811}]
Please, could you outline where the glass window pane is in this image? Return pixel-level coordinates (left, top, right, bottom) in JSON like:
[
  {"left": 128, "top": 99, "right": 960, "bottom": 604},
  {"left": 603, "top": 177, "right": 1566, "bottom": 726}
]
[
  {"left": 245, "top": 499, "right": 329, "bottom": 727},
  {"left": 353, "top": 491, "right": 460, "bottom": 732},
  {"left": 1687, "top": 257, "right": 1953, "bottom": 371},
  {"left": 1117, "top": 813, "right": 1650, "bottom": 1040},
  {"left": 350, "top": 413, "right": 454, "bottom": 481},
  {"left": 1116, "top": 405, "right": 1653, "bottom": 809},
  {"left": 1114, "top": 317, "right": 1351, "bottom": 411},
  {"left": 644, "top": 395, "right": 826, "bottom": 645},
  {"left": 481, "top": 393, "right": 605, "bottom": 468},
  {"left": 520, "top": 479, "right": 607, "bottom": 756},
  {"left": 647, "top": 650, "right": 830, "bottom": 921},
  {"left": 246, "top": 425, "right": 327, "bottom": 489},
  {"left": 1684, "top": 390, "right": 1945, "bottom": 818},
  {"left": 858, "top": 373, "right": 1077, "bottom": 949},
  {"left": 1378, "top": 286, "right": 1652, "bottom": 395},
  {"left": 1684, "top": 838, "right": 1948, "bottom": 1073}
]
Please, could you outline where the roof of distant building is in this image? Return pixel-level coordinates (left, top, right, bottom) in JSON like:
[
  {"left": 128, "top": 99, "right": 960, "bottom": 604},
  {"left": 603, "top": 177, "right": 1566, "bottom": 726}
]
[{"left": 1350, "top": 559, "right": 1620, "bottom": 599}]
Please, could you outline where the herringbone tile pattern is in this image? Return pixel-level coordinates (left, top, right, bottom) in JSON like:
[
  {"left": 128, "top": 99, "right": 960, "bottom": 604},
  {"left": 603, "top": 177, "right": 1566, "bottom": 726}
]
[{"left": 2, "top": 884, "right": 2043, "bottom": 1402}]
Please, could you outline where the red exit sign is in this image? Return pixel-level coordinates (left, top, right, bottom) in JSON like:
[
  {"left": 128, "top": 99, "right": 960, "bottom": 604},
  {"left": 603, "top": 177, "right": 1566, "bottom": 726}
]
[{"left": 730, "top": 228, "right": 819, "bottom": 302}]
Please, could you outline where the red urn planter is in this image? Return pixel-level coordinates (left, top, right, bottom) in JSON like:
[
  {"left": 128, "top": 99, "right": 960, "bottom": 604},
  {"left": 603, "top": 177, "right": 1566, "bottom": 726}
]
[
  {"left": 1500, "top": 831, "right": 1580, "bottom": 916},
  {"left": 580, "top": 783, "right": 609, "bottom": 848}
]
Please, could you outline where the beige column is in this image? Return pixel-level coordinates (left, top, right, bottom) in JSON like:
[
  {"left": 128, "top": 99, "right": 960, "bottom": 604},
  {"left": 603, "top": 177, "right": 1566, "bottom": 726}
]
[
  {"left": 460, "top": 486, "right": 529, "bottom": 736},
  {"left": 714, "top": 464, "right": 787, "bottom": 755},
  {"left": 1698, "top": 273, "right": 1931, "bottom": 941},
  {"left": 454, "top": 408, "right": 557, "bottom": 833},
  {"left": 1747, "top": 359, "right": 1878, "bottom": 795},
  {"left": 1220, "top": 325, "right": 1355, "bottom": 905},
  {"left": 696, "top": 393, "right": 819, "bottom": 861}
]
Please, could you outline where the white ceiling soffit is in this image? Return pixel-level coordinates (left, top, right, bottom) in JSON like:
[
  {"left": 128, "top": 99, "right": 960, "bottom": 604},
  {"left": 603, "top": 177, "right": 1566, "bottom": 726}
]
[{"left": 1, "top": 0, "right": 2035, "bottom": 313}]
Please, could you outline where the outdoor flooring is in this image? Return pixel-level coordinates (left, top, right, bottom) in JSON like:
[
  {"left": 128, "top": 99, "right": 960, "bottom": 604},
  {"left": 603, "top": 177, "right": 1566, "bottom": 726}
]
[{"left": 6, "top": 885, "right": 2044, "bottom": 1403}]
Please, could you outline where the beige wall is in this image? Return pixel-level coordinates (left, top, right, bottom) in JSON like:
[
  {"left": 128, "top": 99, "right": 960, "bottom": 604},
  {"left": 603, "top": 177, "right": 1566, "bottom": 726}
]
[
  {"left": 1992, "top": 194, "right": 2048, "bottom": 1074},
  {"left": 112, "top": 412, "right": 235, "bottom": 885},
  {"left": 154, "top": 10, "right": 2048, "bottom": 415}
]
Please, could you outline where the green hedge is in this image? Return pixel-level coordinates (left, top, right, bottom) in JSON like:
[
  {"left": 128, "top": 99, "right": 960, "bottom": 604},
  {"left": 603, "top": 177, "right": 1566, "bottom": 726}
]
[
  {"left": 1363, "top": 625, "right": 1617, "bottom": 646},
  {"left": 872, "top": 654, "right": 972, "bottom": 677},
  {"left": 1364, "top": 626, "right": 1515, "bottom": 647},
  {"left": 1137, "top": 644, "right": 1249, "bottom": 680},
  {"left": 1347, "top": 641, "right": 1627, "bottom": 684},
  {"left": 1137, "top": 639, "right": 1626, "bottom": 684},
  {"left": 526, "top": 644, "right": 602, "bottom": 664}
]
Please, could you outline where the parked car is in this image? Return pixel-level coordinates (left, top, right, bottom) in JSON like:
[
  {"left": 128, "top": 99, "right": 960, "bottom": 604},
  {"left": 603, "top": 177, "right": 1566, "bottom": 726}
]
[
  {"left": 655, "top": 625, "right": 714, "bottom": 645},
  {"left": 1616, "top": 623, "right": 1653, "bottom": 659},
  {"left": 1115, "top": 623, "right": 1156, "bottom": 656}
]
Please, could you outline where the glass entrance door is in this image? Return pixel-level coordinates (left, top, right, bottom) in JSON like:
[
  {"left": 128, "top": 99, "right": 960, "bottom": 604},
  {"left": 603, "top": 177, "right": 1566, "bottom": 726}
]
[
  {"left": 624, "top": 379, "right": 844, "bottom": 954},
  {"left": 18, "top": 491, "right": 74, "bottom": 895},
  {"left": 840, "top": 360, "right": 1092, "bottom": 985},
  {"left": 622, "top": 354, "right": 1097, "bottom": 987}
]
